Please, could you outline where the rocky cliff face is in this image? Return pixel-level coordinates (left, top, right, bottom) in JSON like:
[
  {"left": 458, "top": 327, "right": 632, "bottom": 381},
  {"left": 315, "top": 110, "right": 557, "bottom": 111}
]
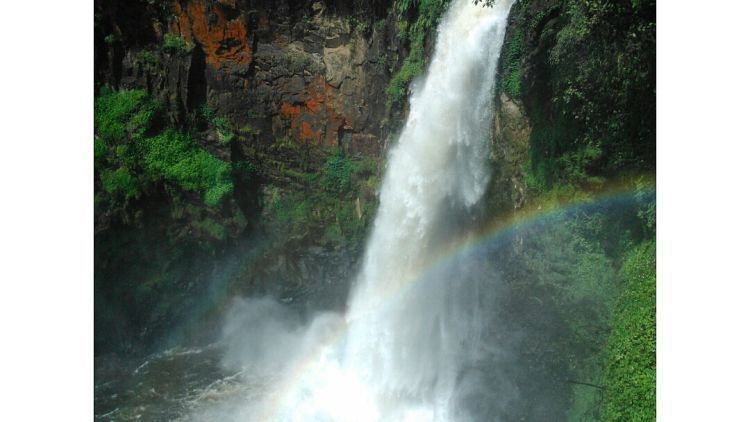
[
  {"left": 97, "top": 0, "right": 398, "bottom": 158},
  {"left": 94, "top": 0, "right": 410, "bottom": 355},
  {"left": 93, "top": 0, "right": 538, "bottom": 355},
  {"left": 486, "top": 92, "right": 531, "bottom": 216}
]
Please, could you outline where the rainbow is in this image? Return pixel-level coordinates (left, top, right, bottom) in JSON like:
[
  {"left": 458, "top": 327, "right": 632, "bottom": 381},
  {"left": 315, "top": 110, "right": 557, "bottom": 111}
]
[
  {"left": 355, "top": 174, "right": 656, "bottom": 311},
  {"left": 161, "top": 175, "right": 655, "bottom": 418},
  {"left": 256, "top": 175, "right": 655, "bottom": 418}
]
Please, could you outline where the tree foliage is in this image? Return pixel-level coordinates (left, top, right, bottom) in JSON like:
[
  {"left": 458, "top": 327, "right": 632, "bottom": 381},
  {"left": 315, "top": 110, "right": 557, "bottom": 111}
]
[
  {"left": 387, "top": 0, "right": 450, "bottom": 110},
  {"left": 94, "top": 88, "right": 243, "bottom": 238},
  {"left": 601, "top": 240, "right": 656, "bottom": 421},
  {"left": 499, "top": 0, "right": 655, "bottom": 188}
]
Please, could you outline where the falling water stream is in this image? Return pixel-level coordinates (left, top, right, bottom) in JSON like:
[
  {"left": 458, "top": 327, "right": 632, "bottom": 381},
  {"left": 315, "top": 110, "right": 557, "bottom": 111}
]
[
  {"left": 95, "top": 1, "right": 516, "bottom": 420},
  {"left": 241, "top": 2, "right": 516, "bottom": 420}
]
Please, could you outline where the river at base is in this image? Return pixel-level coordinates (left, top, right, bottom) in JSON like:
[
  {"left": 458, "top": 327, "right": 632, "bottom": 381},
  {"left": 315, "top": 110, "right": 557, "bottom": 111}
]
[{"left": 95, "top": 344, "right": 262, "bottom": 421}]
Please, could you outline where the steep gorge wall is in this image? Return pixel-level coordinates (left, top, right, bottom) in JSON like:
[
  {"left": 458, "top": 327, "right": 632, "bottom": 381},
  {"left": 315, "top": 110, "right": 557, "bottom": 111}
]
[
  {"left": 94, "top": 0, "right": 415, "bottom": 355},
  {"left": 97, "top": 0, "right": 397, "bottom": 156},
  {"left": 482, "top": 1, "right": 656, "bottom": 419},
  {"left": 93, "top": 0, "right": 534, "bottom": 355},
  {"left": 94, "top": 0, "right": 655, "bottom": 364}
]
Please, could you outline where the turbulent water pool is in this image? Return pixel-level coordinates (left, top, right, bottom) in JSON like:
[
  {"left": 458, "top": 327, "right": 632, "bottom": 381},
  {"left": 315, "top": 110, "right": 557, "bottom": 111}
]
[
  {"left": 96, "top": 342, "right": 306, "bottom": 421},
  {"left": 95, "top": 345, "right": 238, "bottom": 421}
]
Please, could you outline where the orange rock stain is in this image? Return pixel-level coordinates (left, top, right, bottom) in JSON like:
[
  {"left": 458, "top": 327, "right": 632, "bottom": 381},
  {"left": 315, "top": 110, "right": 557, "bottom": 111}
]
[
  {"left": 171, "top": 0, "right": 252, "bottom": 70},
  {"left": 278, "top": 76, "right": 352, "bottom": 146}
]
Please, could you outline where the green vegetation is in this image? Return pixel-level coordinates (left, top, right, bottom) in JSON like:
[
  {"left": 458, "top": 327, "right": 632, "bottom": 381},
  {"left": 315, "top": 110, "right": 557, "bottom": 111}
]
[
  {"left": 600, "top": 240, "right": 656, "bottom": 421},
  {"left": 100, "top": 166, "right": 140, "bottom": 201},
  {"left": 94, "top": 88, "right": 244, "bottom": 242},
  {"left": 499, "top": 0, "right": 655, "bottom": 189},
  {"left": 493, "top": 184, "right": 655, "bottom": 420},
  {"left": 162, "top": 33, "right": 193, "bottom": 54},
  {"left": 396, "top": 18, "right": 409, "bottom": 42},
  {"left": 95, "top": 87, "right": 253, "bottom": 354},
  {"left": 375, "top": 53, "right": 389, "bottom": 74},
  {"left": 322, "top": 149, "right": 356, "bottom": 193},
  {"left": 200, "top": 104, "right": 236, "bottom": 144},
  {"left": 94, "top": 89, "right": 157, "bottom": 213},
  {"left": 496, "top": 203, "right": 621, "bottom": 420},
  {"left": 374, "top": 19, "right": 387, "bottom": 34},
  {"left": 104, "top": 33, "right": 120, "bottom": 45},
  {"left": 267, "top": 189, "right": 309, "bottom": 234},
  {"left": 500, "top": 30, "right": 524, "bottom": 98},
  {"left": 261, "top": 144, "right": 380, "bottom": 248},
  {"left": 140, "top": 130, "right": 233, "bottom": 206},
  {"left": 348, "top": 16, "right": 371, "bottom": 35},
  {"left": 387, "top": 0, "right": 450, "bottom": 110},
  {"left": 139, "top": 49, "right": 159, "bottom": 67},
  {"left": 192, "top": 216, "right": 229, "bottom": 241},
  {"left": 386, "top": 52, "right": 423, "bottom": 110},
  {"left": 95, "top": 88, "right": 156, "bottom": 145}
]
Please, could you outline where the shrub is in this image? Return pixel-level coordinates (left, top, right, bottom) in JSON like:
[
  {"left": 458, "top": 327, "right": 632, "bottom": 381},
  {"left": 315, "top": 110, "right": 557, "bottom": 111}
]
[
  {"left": 139, "top": 50, "right": 159, "bottom": 67},
  {"left": 396, "top": 18, "right": 409, "bottom": 42},
  {"left": 94, "top": 88, "right": 157, "bottom": 145},
  {"left": 600, "top": 241, "right": 656, "bottom": 421},
  {"left": 162, "top": 33, "right": 193, "bottom": 54},
  {"left": 499, "top": 30, "right": 525, "bottom": 99},
  {"left": 94, "top": 137, "right": 107, "bottom": 164},
  {"left": 323, "top": 223, "right": 344, "bottom": 244},
  {"left": 259, "top": 145, "right": 379, "bottom": 246},
  {"left": 386, "top": 52, "right": 424, "bottom": 109},
  {"left": 499, "top": 0, "right": 654, "bottom": 191},
  {"left": 348, "top": 17, "right": 370, "bottom": 35},
  {"left": 200, "top": 103, "right": 236, "bottom": 144},
  {"left": 140, "top": 129, "right": 233, "bottom": 207},
  {"left": 266, "top": 190, "right": 312, "bottom": 238},
  {"left": 634, "top": 179, "right": 656, "bottom": 233},
  {"left": 321, "top": 150, "right": 355, "bottom": 194},
  {"left": 192, "top": 217, "right": 228, "bottom": 241},
  {"left": 104, "top": 34, "right": 119, "bottom": 45},
  {"left": 95, "top": 89, "right": 236, "bottom": 209},
  {"left": 100, "top": 167, "right": 140, "bottom": 202},
  {"left": 386, "top": 0, "right": 449, "bottom": 110}
]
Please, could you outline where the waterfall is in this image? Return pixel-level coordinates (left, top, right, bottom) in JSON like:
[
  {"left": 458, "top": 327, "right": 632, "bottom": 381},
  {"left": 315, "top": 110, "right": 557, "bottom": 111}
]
[
  {"left": 342, "top": 0, "right": 514, "bottom": 418},
  {"left": 215, "top": 1, "right": 515, "bottom": 421}
]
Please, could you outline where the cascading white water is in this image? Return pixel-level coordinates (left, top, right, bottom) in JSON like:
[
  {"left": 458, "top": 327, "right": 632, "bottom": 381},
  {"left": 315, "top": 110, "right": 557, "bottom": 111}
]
[
  {"left": 341, "top": 0, "right": 514, "bottom": 419},
  {"left": 211, "top": 1, "right": 515, "bottom": 421}
]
